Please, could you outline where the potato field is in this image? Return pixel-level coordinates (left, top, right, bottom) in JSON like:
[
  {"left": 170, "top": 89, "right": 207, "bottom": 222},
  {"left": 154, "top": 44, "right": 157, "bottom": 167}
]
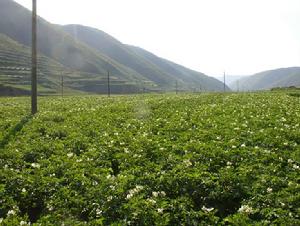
[{"left": 0, "top": 92, "right": 299, "bottom": 225}]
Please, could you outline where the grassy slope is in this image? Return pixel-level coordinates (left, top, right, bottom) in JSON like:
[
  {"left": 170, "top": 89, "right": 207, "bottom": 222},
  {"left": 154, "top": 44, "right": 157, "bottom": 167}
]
[
  {"left": 127, "top": 45, "right": 229, "bottom": 91},
  {"left": 0, "top": 0, "right": 146, "bottom": 83},
  {"left": 63, "top": 25, "right": 228, "bottom": 91},
  {"left": 0, "top": 34, "right": 140, "bottom": 95},
  {"left": 63, "top": 25, "right": 173, "bottom": 87},
  {"left": 0, "top": 0, "right": 229, "bottom": 92},
  {"left": 0, "top": 33, "right": 74, "bottom": 94},
  {"left": 236, "top": 67, "right": 300, "bottom": 91}
]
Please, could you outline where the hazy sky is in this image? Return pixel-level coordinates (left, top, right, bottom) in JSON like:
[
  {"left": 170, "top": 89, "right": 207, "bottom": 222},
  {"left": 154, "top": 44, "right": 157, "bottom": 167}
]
[{"left": 14, "top": 0, "right": 300, "bottom": 77}]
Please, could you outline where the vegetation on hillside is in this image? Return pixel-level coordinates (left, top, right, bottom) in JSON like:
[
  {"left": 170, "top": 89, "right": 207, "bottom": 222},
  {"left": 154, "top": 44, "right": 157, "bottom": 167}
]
[
  {"left": 0, "top": 34, "right": 147, "bottom": 95},
  {"left": 0, "top": 0, "right": 227, "bottom": 94},
  {"left": 231, "top": 67, "right": 300, "bottom": 91}
]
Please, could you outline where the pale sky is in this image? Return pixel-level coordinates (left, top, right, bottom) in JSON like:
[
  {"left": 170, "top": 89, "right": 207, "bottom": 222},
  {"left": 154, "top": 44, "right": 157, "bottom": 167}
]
[{"left": 14, "top": 0, "right": 300, "bottom": 77}]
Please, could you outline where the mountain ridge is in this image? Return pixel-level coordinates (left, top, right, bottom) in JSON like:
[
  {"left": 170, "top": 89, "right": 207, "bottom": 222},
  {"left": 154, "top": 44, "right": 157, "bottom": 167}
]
[
  {"left": 229, "top": 67, "right": 300, "bottom": 91},
  {"left": 0, "top": 0, "right": 228, "bottom": 94}
]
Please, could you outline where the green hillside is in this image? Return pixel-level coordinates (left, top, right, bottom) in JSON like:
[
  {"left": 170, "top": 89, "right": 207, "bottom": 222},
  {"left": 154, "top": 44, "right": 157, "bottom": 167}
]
[
  {"left": 0, "top": 34, "right": 141, "bottom": 95},
  {"left": 128, "top": 45, "right": 230, "bottom": 91},
  {"left": 0, "top": 0, "right": 228, "bottom": 94},
  {"left": 0, "top": 0, "right": 149, "bottom": 83},
  {"left": 231, "top": 67, "right": 300, "bottom": 91},
  {"left": 63, "top": 25, "right": 175, "bottom": 86},
  {"left": 63, "top": 25, "right": 227, "bottom": 90},
  {"left": 0, "top": 33, "right": 72, "bottom": 95}
]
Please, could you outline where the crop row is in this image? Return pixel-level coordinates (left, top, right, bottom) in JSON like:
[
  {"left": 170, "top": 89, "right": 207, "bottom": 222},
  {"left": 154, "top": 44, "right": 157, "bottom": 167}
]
[{"left": 0, "top": 93, "right": 299, "bottom": 225}]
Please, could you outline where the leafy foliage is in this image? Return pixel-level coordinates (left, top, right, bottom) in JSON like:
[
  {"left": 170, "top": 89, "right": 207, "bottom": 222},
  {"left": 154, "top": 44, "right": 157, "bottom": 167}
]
[{"left": 0, "top": 92, "right": 299, "bottom": 225}]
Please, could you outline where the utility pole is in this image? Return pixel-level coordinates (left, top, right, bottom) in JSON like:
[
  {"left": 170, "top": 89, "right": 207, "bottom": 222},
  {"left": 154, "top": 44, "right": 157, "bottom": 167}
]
[
  {"left": 176, "top": 80, "right": 178, "bottom": 94},
  {"left": 223, "top": 71, "right": 226, "bottom": 93},
  {"left": 237, "top": 80, "right": 239, "bottom": 92},
  {"left": 61, "top": 73, "right": 64, "bottom": 98},
  {"left": 31, "top": 0, "right": 37, "bottom": 114},
  {"left": 143, "top": 81, "right": 146, "bottom": 94},
  {"left": 107, "top": 70, "right": 110, "bottom": 97}
]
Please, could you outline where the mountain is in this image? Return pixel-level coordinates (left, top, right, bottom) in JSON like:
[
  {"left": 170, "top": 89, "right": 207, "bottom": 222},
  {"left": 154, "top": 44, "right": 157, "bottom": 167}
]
[
  {"left": 0, "top": 33, "right": 72, "bottom": 95},
  {"left": 0, "top": 33, "right": 141, "bottom": 95},
  {"left": 62, "top": 25, "right": 174, "bottom": 86},
  {"left": 63, "top": 25, "right": 228, "bottom": 91},
  {"left": 0, "top": 33, "right": 130, "bottom": 95},
  {"left": 230, "top": 67, "right": 300, "bottom": 91},
  {"left": 126, "top": 45, "right": 230, "bottom": 91},
  {"left": 215, "top": 75, "right": 244, "bottom": 87},
  {"left": 0, "top": 0, "right": 143, "bottom": 81},
  {"left": 0, "top": 0, "right": 228, "bottom": 94}
]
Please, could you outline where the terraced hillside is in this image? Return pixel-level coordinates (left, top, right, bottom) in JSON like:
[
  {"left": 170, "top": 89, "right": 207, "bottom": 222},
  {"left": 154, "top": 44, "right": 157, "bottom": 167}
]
[
  {"left": 0, "top": 34, "right": 144, "bottom": 95},
  {"left": 63, "top": 25, "right": 227, "bottom": 91},
  {"left": 0, "top": 0, "right": 228, "bottom": 94},
  {"left": 0, "top": 34, "right": 66, "bottom": 95}
]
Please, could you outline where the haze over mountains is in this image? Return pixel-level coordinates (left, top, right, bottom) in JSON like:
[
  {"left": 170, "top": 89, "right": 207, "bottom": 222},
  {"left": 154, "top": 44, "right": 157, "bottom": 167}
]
[
  {"left": 229, "top": 67, "right": 300, "bottom": 91},
  {"left": 0, "top": 0, "right": 229, "bottom": 95},
  {"left": 0, "top": 0, "right": 299, "bottom": 95}
]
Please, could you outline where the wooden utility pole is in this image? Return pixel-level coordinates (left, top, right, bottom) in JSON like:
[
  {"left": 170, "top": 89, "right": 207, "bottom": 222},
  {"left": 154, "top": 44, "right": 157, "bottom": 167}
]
[
  {"left": 61, "top": 73, "right": 64, "bottom": 98},
  {"left": 31, "top": 0, "right": 37, "bottom": 114},
  {"left": 143, "top": 81, "right": 146, "bottom": 94},
  {"left": 223, "top": 71, "right": 226, "bottom": 93},
  {"left": 107, "top": 70, "right": 110, "bottom": 97}
]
